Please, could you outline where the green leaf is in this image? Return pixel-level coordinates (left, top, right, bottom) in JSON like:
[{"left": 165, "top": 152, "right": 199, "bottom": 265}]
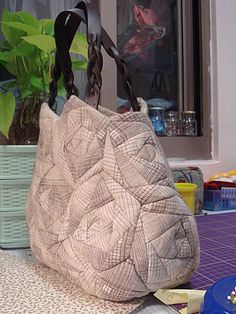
[
  {"left": 16, "top": 71, "right": 35, "bottom": 98},
  {"left": 0, "top": 51, "right": 13, "bottom": 62},
  {"left": 70, "top": 32, "right": 88, "bottom": 59},
  {"left": 39, "top": 19, "right": 54, "bottom": 35},
  {"left": 71, "top": 58, "right": 87, "bottom": 71},
  {"left": 1, "top": 22, "right": 39, "bottom": 36},
  {"left": 22, "top": 35, "right": 55, "bottom": 53},
  {"left": 0, "top": 92, "right": 16, "bottom": 138},
  {"left": 12, "top": 41, "right": 36, "bottom": 57},
  {"left": 1, "top": 10, "right": 25, "bottom": 46},
  {"left": 0, "top": 50, "right": 21, "bottom": 62},
  {"left": 15, "top": 11, "right": 39, "bottom": 29},
  {"left": 21, "top": 89, "right": 33, "bottom": 99},
  {"left": 30, "top": 75, "right": 48, "bottom": 91},
  {"left": 0, "top": 40, "right": 12, "bottom": 50},
  {"left": 0, "top": 42, "right": 35, "bottom": 62},
  {"left": 4, "top": 60, "right": 18, "bottom": 77}
]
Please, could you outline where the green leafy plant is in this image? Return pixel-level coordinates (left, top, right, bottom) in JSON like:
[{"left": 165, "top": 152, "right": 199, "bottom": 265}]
[{"left": 0, "top": 10, "right": 88, "bottom": 142}]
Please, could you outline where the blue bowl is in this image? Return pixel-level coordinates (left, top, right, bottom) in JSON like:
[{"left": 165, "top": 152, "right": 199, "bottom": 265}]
[{"left": 200, "top": 274, "right": 236, "bottom": 314}]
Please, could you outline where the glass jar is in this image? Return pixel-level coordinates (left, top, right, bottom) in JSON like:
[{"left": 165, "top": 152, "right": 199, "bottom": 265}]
[
  {"left": 181, "top": 111, "right": 197, "bottom": 136},
  {"left": 165, "top": 111, "right": 180, "bottom": 136},
  {"left": 148, "top": 107, "right": 166, "bottom": 135}
]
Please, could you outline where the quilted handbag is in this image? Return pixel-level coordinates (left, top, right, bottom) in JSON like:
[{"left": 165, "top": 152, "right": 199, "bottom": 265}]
[{"left": 26, "top": 0, "right": 200, "bottom": 302}]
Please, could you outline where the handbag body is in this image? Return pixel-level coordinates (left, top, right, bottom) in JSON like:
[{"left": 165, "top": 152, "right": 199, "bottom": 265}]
[{"left": 26, "top": 0, "right": 200, "bottom": 301}]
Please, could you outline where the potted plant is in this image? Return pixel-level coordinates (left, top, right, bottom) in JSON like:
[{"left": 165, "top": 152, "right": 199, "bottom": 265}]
[
  {"left": 0, "top": 9, "right": 87, "bottom": 144},
  {"left": 0, "top": 10, "right": 87, "bottom": 249}
]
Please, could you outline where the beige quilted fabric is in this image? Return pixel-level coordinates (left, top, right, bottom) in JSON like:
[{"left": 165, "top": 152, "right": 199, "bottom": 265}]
[{"left": 26, "top": 95, "right": 200, "bottom": 302}]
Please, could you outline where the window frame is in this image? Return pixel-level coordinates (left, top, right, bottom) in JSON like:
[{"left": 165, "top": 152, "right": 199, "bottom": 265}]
[{"left": 100, "top": 0, "right": 212, "bottom": 161}]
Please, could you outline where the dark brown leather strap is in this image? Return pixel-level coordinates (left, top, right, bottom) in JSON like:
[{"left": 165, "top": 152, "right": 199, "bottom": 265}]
[
  {"left": 49, "top": 1, "right": 139, "bottom": 112},
  {"left": 101, "top": 28, "right": 139, "bottom": 111},
  {"left": 76, "top": 1, "right": 102, "bottom": 107},
  {"left": 49, "top": 1, "right": 102, "bottom": 109}
]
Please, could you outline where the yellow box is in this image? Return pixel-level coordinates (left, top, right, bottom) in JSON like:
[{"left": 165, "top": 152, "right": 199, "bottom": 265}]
[{"left": 175, "top": 183, "right": 197, "bottom": 215}]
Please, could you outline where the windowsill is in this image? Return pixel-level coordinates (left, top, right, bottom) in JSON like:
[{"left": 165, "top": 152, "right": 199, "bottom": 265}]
[
  {"left": 168, "top": 158, "right": 220, "bottom": 167},
  {"left": 168, "top": 159, "right": 221, "bottom": 179}
]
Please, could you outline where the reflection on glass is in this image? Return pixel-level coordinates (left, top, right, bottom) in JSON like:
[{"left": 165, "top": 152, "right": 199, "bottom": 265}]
[{"left": 117, "top": 0, "right": 178, "bottom": 114}]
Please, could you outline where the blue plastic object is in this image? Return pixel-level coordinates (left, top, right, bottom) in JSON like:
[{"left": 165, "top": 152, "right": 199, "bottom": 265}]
[
  {"left": 204, "top": 189, "right": 236, "bottom": 211},
  {"left": 200, "top": 275, "right": 236, "bottom": 314}
]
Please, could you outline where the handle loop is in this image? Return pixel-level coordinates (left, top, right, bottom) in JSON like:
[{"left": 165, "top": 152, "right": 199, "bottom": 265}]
[{"left": 49, "top": 1, "right": 139, "bottom": 112}]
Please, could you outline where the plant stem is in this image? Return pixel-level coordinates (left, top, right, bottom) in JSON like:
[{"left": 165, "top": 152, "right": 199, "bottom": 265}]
[
  {"left": 15, "top": 56, "right": 22, "bottom": 98},
  {"left": 21, "top": 56, "right": 29, "bottom": 74},
  {"left": 48, "top": 53, "right": 52, "bottom": 83},
  {"left": 15, "top": 57, "right": 19, "bottom": 77},
  {"left": 38, "top": 50, "right": 47, "bottom": 93}
]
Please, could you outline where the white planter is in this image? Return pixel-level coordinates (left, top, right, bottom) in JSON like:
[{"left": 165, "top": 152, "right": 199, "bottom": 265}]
[
  {"left": 0, "top": 145, "right": 37, "bottom": 248},
  {"left": 0, "top": 145, "right": 37, "bottom": 179}
]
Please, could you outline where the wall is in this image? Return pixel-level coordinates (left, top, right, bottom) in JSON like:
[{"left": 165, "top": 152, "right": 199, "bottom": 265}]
[{"left": 169, "top": 0, "right": 236, "bottom": 180}]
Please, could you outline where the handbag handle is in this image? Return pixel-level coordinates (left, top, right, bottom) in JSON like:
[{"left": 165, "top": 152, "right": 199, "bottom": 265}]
[
  {"left": 49, "top": 1, "right": 140, "bottom": 111},
  {"left": 49, "top": 0, "right": 102, "bottom": 108}
]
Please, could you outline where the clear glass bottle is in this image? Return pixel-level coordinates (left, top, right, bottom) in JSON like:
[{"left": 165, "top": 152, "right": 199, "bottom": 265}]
[
  {"left": 165, "top": 111, "right": 180, "bottom": 136},
  {"left": 148, "top": 107, "right": 166, "bottom": 135},
  {"left": 181, "top": 111, "right": 197, "bottom": 136}
]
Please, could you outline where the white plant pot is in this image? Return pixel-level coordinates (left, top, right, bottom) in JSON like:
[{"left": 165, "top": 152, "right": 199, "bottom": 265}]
[{"left": 0, "top": 145, "right": 37, "bottom": 248}]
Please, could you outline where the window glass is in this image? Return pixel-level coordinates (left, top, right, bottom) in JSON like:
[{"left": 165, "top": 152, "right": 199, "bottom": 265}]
[
  {"left": 101, "top": 0, "right": 211, "bottom": 159},
  {"left": 117, "top": 0, "right": 178, "bottom": 113}
]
